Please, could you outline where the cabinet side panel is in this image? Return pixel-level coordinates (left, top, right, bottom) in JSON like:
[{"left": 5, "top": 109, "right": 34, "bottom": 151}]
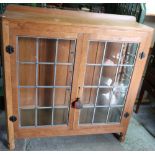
[{"left": 1, "top": 18, "right": 15, "bottom": 150}]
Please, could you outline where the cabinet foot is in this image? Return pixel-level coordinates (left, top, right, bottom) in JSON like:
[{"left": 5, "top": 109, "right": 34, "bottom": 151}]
[
  {"left": 8, "top": 142, "right": 15, "bottom": 150},
  {"left": 113, "top": 132, "right": 126, "bottom": 142}
]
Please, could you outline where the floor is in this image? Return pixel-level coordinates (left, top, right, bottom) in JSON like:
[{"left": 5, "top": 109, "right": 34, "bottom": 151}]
[{"left": 0, "top": 108, "right": 155, "bottom": 151}]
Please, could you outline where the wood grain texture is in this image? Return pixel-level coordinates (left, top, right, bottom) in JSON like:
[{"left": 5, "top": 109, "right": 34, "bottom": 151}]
[
  {"left": 1, "top": 5, "right": 154, "bottom": 150},
  {"left": 1, "top": 18, "right": 15, "bottom": 150}
]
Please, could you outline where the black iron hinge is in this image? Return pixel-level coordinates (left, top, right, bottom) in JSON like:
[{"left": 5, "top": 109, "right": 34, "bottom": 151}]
[{"left": 6, "top": 45, "right": 14, "bottom": 54}]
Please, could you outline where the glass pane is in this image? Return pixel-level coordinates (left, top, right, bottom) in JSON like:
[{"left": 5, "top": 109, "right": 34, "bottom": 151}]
[
  {"left": 104, "top": 42, "right": 122, "bottom": 65},
  {"left": 97, "top": 88, "right": 112, "bottom": 106},
  {"left": 38, "top": 88, "right": 53, "bottom": 107},
  {"left": 55, "top": 65, "right": 73, "bottom": 86},
  {"left": 57, "top": 40, "right": 76, "bottom": 63},
  {"left": 18, "top": 37, "right": 36, "bottom": 62},
  {"left": 94, "top": 107, "right": 108, "bottom": 123},
  {"left": 110, "top": 86, "right": 127, "bottom": 106},
  {"left": 53, "top": 108, "right": 68, "bottom": 125},
  {"left": 38, "top": 64, "right": 54, "bottom": 86},
  {"left": 39, "top": 39, "right": 56, "bottom": 62},
  {"left": 55, "top": 88, "right": 71, "bottom": 106},
  {"left": 81, "top": 88, "right": 97, "bottom": 106},
  {"left": 116, "top": 66, "right": 133, "bottom": 86},
  {"left": 21, "top": 109, "right": 35, "bottom": 126},
  {"left": 100, "top": 67, "right": 117, "bottom": 86},
  {"left": 121, "top": 43, "right": 139, "bottom": 65},
  {"left": 20, "top": 88, "right": 36, "bottom": 108},
  {"left": 79, "top": 108, "right": 94, "bottom": 124},
  {"left": 108, "top": 107, "right": 123, "bottom": 123},
  {"left": 84, "top": 66, "right": 101, "bottom": 86},
  {"left": 37, "top": 109, "right": 52, "bottom": 125},
  {"left": 87, "top": 42, "right": 105, "bottom": 64},
  {"left": 19, "top": 64, "right": 36, "bottom": 86}
]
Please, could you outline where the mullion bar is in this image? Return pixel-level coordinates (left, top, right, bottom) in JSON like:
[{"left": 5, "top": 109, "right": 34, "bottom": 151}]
[
  {"left": 35, "top": 38, "right": 39, "bottom": 127},
  {"left": 18, "top": 86, "right": 71, "bottom": 88},
  {"left": 86, "top": 63, "right": 134, "bottom": 67},
  {"left": 106, "top": 43, "right": 125, "bottom": 123},
  {"left": 18, "top": 61, "right": 73, "bottom": 66},
  {"left": 51, "top": 39, "right": 59, "bottom": 126},
  {"left": 92, "top": 42, "right": 107, "bottom": 124}
]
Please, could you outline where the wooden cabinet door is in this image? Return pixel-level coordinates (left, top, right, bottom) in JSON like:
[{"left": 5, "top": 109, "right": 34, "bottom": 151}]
[
  {"left": 74, "top": 32, "right": 149, "bottom": 130},
  {"left": 7, "top": 26, "right": 84, "bottom": 138}
]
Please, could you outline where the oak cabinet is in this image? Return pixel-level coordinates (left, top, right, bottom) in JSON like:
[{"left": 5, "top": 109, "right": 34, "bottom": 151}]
[{"left": 1, "top": 5, "right": 154, "bottom": 150}]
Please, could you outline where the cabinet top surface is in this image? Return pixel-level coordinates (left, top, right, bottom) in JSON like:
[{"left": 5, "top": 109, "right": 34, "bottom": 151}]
[{"left": 2, "top": 5, "right": 153, "bottom": 32}]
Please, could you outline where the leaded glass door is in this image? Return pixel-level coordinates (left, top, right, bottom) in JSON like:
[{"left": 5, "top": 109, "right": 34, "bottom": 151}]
[
  {"left": 16, "top": 35, "right": 79, "bottom": 129},
  {"left": 78, "top": 39, "right": 139, "bottom": 126}
]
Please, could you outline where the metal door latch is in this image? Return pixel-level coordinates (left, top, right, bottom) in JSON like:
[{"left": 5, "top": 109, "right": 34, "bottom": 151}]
[
  {"left": 72, "top": 98, "right": 83, "bottom": 109},
  {"left": 9, "top": 115, "right": 17, "bottom": 122}
]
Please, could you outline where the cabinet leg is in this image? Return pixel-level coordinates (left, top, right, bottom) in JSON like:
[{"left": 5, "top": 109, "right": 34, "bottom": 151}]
[
  {"left": 8, "top": 139, "right": 15, "bottom": 150},
  {"left": 113, "top": 132, "right": 126, "bottom": 142}
]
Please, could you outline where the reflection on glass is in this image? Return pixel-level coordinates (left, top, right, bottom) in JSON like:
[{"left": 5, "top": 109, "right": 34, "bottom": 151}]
[
  {"left": 97, "top": 88, "right": 111, "bottom": 105},
  {"left": 81, "top": 88, "right": 97, "bottom": 106},
  {"left": 108, "top": 107, "right": 123, "bottom": 123}
]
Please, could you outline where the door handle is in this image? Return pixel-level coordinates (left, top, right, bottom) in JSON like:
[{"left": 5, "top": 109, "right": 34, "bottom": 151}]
[{"left": 71, "top": 98, "right": 83, "bottom": 109}]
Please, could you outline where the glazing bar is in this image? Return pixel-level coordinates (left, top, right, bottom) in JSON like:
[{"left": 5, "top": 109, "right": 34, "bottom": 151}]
[
  {"left": 106, "top": 43, "right": 125, "bottom": 123},
  {"left": 83, "top": 85, "right": 113, "bottom": 88},
  {"left": 18, "top": 61, "right": 73, "bottom": 66},
  {"left": 18, "top": 86, "right": 71, "bottom": 88},
  {"left": 52, "top": 39, "right": 59, "bottom": 125},
  {"left": 82, "top": 104, "right": 123, "bottom": 108},
  {"left": 92, "top": 42, "right": 108, "bottom": 124},
  {"left": 35, "top": 38, "right": 39, "bottom": 127},
  {"left": 86, "top": 63, "right": 134, "bottom": 67}
]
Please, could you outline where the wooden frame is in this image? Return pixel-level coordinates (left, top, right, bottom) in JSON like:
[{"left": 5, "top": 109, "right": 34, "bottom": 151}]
[{"left": 1, "top": 5, "right": 154, "bottom": 150}]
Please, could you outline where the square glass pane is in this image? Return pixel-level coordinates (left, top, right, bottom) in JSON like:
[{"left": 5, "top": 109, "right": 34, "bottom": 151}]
[
  {"left": 38, "top": 88, "right": 53, "bottom": 107},
  {"left": 108, "top": 107, "right": 123, "bottom": 123},
  {"left": 53, "top": 108, "right": 68, "bottom": 125},
  {"left": 120, "top": 43, "right": 139, "bottom": 65},
  {"left": 100, "top": 66, "right": 117, "bottom": 86},
  {"left": 21, "top": 109, "right": 35, "bottom": 126},
  {"left": 18, "top": 37, "right": 36, "bottom": 62},
  {"left": 104, "top": 42, "right": 122, "bottom": 65},
  {"left": 37, "top": 109, "right": 52, "bottom": 125},
  {"left": 20, "top": 88, "right": 36, "bottom": 108},
  {"left": 97, "top": 88, "right": 112, "bottom": 106},
  {"left": 94, "top": 107, "right": 108, "bottom": 123},
  {"left": 87, "top": 42, "right": 105, "bottom": 64},
  {"left": 38, "top": 64, "right": 54, "bottom": 86},
  {"left": 110, "top": 86, "right": 127, "bottom": 105},
  {"left": 81, "top": 88, "right": 97, "bottom": 106},
  {"left": 84, "top": 66, "right": 101, "bottom": 86},
  {"left": 57, "top": 40, "right": 76, "bottom": 63},
  {"left": 55, "top": 65, "right": 73, "bottom": 86},
  {"left": 39, "top": 39, "right": 56, "bottom": 62},
  {"left": 19, "top": 64, "right": 36, "bottom": 86},
  {"left": 79, "top": 108, "right": 94, "bottom": 124},
  {"left": 55, "top": 88, "right": 71, "bottom": 106},
  {"left": 116, "top": 66, "right": 133, "bottom": 86}
]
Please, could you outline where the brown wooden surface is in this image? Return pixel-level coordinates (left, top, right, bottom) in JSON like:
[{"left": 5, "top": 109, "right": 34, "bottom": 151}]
[
  {"left": 1, "top": 5, "right": 154, "bottom": 150},
  {"left": 3, "top": 5, "right": 153, "bottom": 32},
  {"left": 1, "top": 18, "right": 15, "bottom": 150}
]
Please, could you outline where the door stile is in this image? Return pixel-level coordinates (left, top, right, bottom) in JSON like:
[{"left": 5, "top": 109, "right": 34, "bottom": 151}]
[{"left": 69, "top": 34, "right": 90, "bottom": 129}]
